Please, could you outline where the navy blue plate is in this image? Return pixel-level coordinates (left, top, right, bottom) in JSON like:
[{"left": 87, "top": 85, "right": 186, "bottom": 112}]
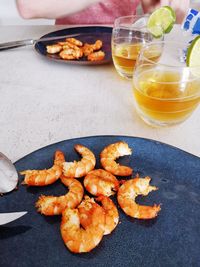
[
  {"left": 0, "top": 135, "right": 200, "bottom": 267},
  {"left": 35, "top": 26, "right": 112, "bottom": 65}
]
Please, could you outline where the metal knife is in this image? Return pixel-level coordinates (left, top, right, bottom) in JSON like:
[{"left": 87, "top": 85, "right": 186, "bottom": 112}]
[
  {"left": 0, "top": 33, "right": 86, "bottom": 51},
  {"left": 0, "top": 211, "right": 27, "bottom": 225}
]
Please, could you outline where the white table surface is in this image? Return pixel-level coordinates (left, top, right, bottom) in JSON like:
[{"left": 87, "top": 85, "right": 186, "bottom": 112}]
[{"left": 0, "top": 25, "right": 199, "bottom": 162}]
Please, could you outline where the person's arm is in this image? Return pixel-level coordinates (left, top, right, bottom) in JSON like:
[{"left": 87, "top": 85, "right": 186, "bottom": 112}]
[
  {"left": 16, "top": 0, "right": 101, "bottom": 19},
  {"left": 141, "top": 0, "right": 190, "bottom": 23}
]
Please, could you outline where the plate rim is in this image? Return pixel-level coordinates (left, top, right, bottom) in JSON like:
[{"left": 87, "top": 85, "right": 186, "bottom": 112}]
[{"left": 14, "top": 134, "right": 200, "bottom": 165}]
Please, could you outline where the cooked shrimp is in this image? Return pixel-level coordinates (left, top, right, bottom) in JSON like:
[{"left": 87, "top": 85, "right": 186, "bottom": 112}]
[
  {"left": 62, "top": 41, "right": 81, "bottom": 51},
  {"left": 62, "top": 44, "right": 71, "bottom": 50},
  {"left": 57, "top": 41, "right": 69, "bottom": 46},
  {"left": 100, "top": 141, "right": 133, "bottom": 176},
  {"left": 92, "top": 40, "right": 103, "bottom": 51},
  {"left": 66, "top": 38, "right": 83, "bottom": 47},
  {"left": 117, "top": 176, "right": 161, "bottom": 219},
  {"left": 87, "top": 51, "right": 105, "bottom": 61},
  {"left": 82, "top": 43, "right": 94, "bottom": 56},
  {"left": 59, "top": 48, "right": 83, "bottom": 60},
  {"left": 59, "top": 50, "right": 76, "bottom": 60},
  {"left": 46, "top": 44, "right": 62, "bottom": 54},
  {"left": 63, "top": 144, "right": 96, "bottom": 178},
  {"left": 73, "top": 47, "right": 83, "bottom": 58},
  {"left": 96, "top": 195, "right": 119, "bottom": 235},
  {"left": 35, "top": 176, "right": 84, "bottom": 215},
  {"left": 82, "top": 40, "right": 103, "bottom": 56},
  {"left": 20, "top": 150, "right": 64, "bottom": 186},
  {"left": 84, "top": 169, "right": 119, "bottom": 196},
  {"left": 54, "top": 150, "right": 66, "bottom": 167},
  {"left": 60, "top": 196, "right": 105, "bottom": 253}
]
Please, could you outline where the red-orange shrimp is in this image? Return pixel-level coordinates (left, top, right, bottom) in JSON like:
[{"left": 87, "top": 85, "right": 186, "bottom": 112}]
[
  {"left": 96, "top": 195, "right": 119, "bottom": 235},
  {"left": 87, "top": 51, "right": 105, "bottom": 61},
  {"left": 62, "top": 144, "right": 96, "bottom": 178},
  {"left": 84, "top": 169, "right": 119, "bottom": 196},
  {"left": 35, "top": 176, "right": 84, "bottom": 215},
  {"left": 20, "top": 150, "right": 65, "bottom": 186},
  {"left": 117, "top": 176, "right": 161, "bottom": 219},
  {"left": 100, "top": 141, "right": 133, "bottom": 176},
  {"left": 60, "top": 196, "right": 105, "bottom": 253},
  {"left": 66, "top": 38, "right": 83, "bottom": 47},
  {"left": 46, "top": 44, "right": 62, "bottom": 54},
  {"left": 59, "top": 48, "right": 83, "bottom": 60}
]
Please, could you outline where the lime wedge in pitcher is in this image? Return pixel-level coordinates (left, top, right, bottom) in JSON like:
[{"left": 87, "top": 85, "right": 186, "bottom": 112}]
[{"left": 147, "top": 6, "right": 176, "bottom": 37}]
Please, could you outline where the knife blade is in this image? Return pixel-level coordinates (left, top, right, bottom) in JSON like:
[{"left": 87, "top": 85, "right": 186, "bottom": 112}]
[
  {"left": 0, "top": 33, "right": 88, "bottom": 51},
  {"left": 0, "top": 211, "right": 27, "bottom": 225}
]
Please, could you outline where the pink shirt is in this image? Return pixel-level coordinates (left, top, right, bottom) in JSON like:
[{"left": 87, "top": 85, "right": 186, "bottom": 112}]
[{"left": 56, "top": 0, "right": 140, "bottom": 25}]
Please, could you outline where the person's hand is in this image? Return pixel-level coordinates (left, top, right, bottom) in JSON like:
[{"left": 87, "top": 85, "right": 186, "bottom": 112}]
[{"left": 141, "top": 0, "right": 190, "bottom": 23}]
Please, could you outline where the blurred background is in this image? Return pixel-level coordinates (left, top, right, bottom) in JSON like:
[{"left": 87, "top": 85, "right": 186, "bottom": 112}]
[
  {"left": 0, "top": 0, "right": 200, "bottom": 25},
  {"left": 0, "top": 0, "right": 54, "bottom": 25}
]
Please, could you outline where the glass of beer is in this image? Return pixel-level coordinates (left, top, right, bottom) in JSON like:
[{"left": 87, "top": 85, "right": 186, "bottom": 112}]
[
  {"left": 132, "top": 41, "right": 200, "bottom": 127},
  {"left": 112, "top": 15, "right": 163, "bottom": 80}
]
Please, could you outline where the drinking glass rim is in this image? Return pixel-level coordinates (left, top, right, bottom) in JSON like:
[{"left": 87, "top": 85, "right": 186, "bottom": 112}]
[
  {"left": 114, "top": 14, "right": 149, "bottom": 30},
  {"left": 140, "top": 40, "right": 200, "bottom": 70},
  {"left": 133, "top": 74, "right": 200, "bottom": 100}
]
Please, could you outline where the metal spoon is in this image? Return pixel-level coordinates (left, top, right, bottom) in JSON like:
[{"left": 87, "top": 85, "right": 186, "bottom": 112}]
[{"left": 0, "top": 152, "right": 18, "bottom": 194}]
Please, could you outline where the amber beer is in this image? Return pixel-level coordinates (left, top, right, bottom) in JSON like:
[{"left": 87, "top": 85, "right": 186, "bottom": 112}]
[
  {"left": 112, "top": 43, "right": 142, "bottom": 79},
  {"left": 112, "top": 42, "right": 162, "bottom": 80},
  {"left": 133, "top": 70, "right": 200, "bottom": 125}
]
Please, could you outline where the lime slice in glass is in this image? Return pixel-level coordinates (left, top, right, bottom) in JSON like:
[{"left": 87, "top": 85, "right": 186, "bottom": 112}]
[
  {"left": 186, "top": 36, "right": 200, "bottom": 66},
  {"left": 186, "top": 36, "right": 200, "bottom": 76},
  {"left": 147, "top": 6, "right": 176, "bottom": 38}
]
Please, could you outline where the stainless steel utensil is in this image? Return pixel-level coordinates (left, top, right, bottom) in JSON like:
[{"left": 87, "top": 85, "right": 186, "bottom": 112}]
[
  {"left": 0, "top": 33, "right": 85, "bottom": 51},
  {"left": 0, "top": 211, "right": 27, "bottom": 225},
  {"left": 0, "top": 152, "right": 18, "bottom": 194}
]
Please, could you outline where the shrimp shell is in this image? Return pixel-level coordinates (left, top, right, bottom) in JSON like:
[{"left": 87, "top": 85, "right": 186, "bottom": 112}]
[
  {"left": 61, "top": 196, "right": 105, "bottom": 253},
  {"left": 100, "top": 141, "right": 133, "bottom": 176},
  {"left": 63, "top": 144, "right": 96, "bottom": 178},
  {"left": 84, "top": 169, "right": 119, "bottom": 196},
  {"left": 117, "top": 176, "right": 161, "bottom": 219},
  {"left": 20, "top": 150, "right": 65, "bottom": 186},
  {"left": 35, "top": 176, "right": 84, "bottom": 215}
]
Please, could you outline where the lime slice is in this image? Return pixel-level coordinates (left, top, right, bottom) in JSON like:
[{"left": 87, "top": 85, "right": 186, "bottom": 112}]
[
  {"left": 186, "top": 36, "right": 200, "bottom": 66},
  {"left": 186, "top": 36, "right": 200, "bottom": 76},
  {"left": 147, "top": 6, "right": 176, "bottom": 37}
]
